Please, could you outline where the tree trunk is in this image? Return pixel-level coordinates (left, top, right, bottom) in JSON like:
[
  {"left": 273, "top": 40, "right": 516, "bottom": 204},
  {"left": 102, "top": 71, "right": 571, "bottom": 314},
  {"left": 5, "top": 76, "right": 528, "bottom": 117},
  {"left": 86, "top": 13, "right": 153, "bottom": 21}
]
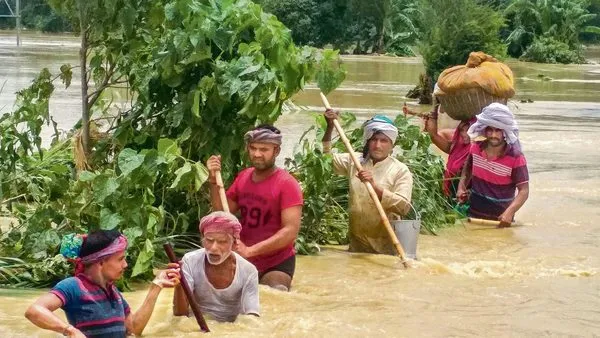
[
  {"left": 79, "top": 5, "right": 89, "bottom": 155},
  {"left": 418, "top": 73, "right": 433, "bottom": 105},
  {"left": 376, "top": 28, "right": 385, "bottom": 54},
  {"left": 406, "top": 73, "right": 433, "bottom": 105}
]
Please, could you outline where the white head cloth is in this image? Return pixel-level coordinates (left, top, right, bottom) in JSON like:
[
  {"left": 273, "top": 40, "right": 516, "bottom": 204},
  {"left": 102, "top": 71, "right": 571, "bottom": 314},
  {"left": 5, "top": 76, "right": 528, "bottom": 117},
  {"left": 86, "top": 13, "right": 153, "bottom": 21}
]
[
  {"left": 363, "top": 115, "right": 398, "bottom": 144},
  {"left": 468, "top": 103, "right": 519, "bottom": 145}
]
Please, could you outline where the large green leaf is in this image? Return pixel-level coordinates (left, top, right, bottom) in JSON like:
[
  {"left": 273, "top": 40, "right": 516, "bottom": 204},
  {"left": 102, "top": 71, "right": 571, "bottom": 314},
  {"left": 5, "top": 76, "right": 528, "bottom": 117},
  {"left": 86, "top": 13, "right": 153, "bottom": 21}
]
[
  {"left": 316, "top": 49, "right": 346, "bottom": 95},
  {"left": 169, "top": 162, "right": 193, "bottom": 189},
  {"left": 157, "top": 138, "right": 181, "bottom": 159},
  {"left": 118, "top": 148, "right": 146, "bottom": 176},
  {"left": 100, "top": 208, "right": 123, "bottom": 230},
  {"left": 123, "top": 226, "right": 144, "bottom": 243},
  {"left": 131, "top": 239, "right": 155, "bottom": 277},
  {"left": 193, "top": 163, "right": 209, "bottom": 192},
  {"left": 79, "top": 171, "right": 97, "bottom": 182},
  {"left": 93, "top": 176, "right": 119, "bottom": 202}
]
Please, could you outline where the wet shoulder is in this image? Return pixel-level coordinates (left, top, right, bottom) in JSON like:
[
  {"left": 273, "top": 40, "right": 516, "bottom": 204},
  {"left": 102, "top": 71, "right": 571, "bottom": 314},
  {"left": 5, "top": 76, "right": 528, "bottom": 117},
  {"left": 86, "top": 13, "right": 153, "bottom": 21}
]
[
  {"left": 471, "top": 141, "right": 485, "bottom": 154},
  {"left": 233, "top": 252, "right": 258, "bottom": 276},
  {"left": 506, "top": 144, "right": 524, "bottom": 158},
  {"left": 275, "top": 168, "right": 300, "bottom": 184},
  {"left": 182, "top": 248, "right": 206, "bottom": 263},
  {"left": 53, "top": 276, "right": 80, "bottom": 290},
  {"left": 236, "top": 167, "right": 254, "bottom": 180}
]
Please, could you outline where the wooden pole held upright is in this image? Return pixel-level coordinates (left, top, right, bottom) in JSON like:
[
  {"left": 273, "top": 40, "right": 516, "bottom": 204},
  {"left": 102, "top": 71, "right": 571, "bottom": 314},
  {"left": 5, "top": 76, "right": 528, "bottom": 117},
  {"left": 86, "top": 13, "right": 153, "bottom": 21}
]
[{"left": 215, "top": 170, "right": 229, "bottom": 212}]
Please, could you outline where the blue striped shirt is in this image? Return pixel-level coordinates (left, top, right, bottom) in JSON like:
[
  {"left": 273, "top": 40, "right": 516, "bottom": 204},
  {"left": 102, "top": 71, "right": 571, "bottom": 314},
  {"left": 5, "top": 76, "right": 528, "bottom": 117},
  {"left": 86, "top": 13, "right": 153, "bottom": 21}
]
[{"left": 51, "top": 274, "right": 130, "bottom": 338}]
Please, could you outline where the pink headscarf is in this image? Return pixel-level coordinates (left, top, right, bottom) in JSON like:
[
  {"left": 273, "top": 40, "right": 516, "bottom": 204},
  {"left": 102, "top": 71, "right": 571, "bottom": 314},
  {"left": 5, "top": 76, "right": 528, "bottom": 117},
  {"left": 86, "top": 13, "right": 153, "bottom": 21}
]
[
  {"left": 74, "top": 235, "right": 128, "bottom": 275},
  {"left": 199, "top": 211, "right": 242, "bottom": 239}
]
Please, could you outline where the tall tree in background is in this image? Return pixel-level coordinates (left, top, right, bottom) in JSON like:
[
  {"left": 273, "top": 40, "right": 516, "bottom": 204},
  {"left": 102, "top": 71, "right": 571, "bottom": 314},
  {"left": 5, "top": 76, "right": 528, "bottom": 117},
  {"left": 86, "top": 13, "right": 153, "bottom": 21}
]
[
  {"left": 505, "top": 0, "right": 600, "bottom": 62},
  {"left": 258, "top": 0, "right": 418, "bottom": 55},
  {"left": 347, "top": 0, "right": 419, "bottom": 55},
  {"left": 414, "top": 0, "right": 505, "bottom": 102},
  {"left": 581, "top": 0, "right": 600, "bottom": 42},
  {"left": 46, "top": 0, "right": 138, "bottom": 158}
]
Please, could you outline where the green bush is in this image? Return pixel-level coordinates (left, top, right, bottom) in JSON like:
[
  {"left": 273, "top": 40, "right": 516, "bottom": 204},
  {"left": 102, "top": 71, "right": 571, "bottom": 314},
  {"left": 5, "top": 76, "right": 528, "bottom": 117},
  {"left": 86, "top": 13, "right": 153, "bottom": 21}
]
[{"left": 521, "top": 36, "right": 586, "bottom": 64}]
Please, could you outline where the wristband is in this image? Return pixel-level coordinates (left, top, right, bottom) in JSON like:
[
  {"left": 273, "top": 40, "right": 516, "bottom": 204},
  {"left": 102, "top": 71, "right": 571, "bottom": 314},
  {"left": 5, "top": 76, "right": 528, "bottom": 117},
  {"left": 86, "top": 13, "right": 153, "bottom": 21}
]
[{"left": 152, "top": 279, "right": 163, "bottom": 289}]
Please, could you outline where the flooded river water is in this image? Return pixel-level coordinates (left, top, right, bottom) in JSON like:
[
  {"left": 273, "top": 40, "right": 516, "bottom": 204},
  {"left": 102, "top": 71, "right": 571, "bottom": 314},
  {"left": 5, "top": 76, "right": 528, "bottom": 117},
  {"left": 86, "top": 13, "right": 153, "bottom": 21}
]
[{"left": 1, "top": 32, "right": 599, "bottom": 337}]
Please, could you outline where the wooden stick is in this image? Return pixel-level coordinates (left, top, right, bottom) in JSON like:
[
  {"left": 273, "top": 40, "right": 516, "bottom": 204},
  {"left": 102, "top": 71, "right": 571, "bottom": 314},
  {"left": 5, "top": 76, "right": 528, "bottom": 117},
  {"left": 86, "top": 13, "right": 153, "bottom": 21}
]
[
  {"left": 467, "top": 217, "right": 521, "bottom": 227},
  {"left": 163, "top": 243, "right": 210, "bottom": 333},
  {"left": 321, "top": 92, "right": 409, "bottom": 267},
  {"left": 214, "top": 170, "right": 229, "bottom": 213}
]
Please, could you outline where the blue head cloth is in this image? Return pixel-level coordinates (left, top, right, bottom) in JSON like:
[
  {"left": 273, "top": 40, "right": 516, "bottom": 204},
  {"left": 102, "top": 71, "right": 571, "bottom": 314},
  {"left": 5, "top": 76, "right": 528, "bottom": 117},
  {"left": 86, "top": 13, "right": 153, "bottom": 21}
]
[{"left": 59, "top": 233, "right": 85, "bottom": 260}]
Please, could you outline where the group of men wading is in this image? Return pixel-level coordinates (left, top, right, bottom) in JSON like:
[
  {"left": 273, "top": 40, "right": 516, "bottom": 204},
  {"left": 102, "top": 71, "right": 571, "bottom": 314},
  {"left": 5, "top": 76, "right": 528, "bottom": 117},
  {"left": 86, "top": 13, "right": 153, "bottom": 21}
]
[{"left": 24, "top": 100, "right": 528, "bottom": 337}]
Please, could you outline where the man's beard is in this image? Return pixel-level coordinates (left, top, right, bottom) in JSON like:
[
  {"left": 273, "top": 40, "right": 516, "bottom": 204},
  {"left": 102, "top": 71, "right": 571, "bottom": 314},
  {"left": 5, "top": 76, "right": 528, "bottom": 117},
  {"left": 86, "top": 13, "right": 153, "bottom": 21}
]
[
  {"left": 252, "top": 159, "right": 275, "bottom": 171},
  {"left": 487, "top": 137, "right": 504, "bottom": 147},
  {"left": 206, "top": 251, "right": 232, "bottom": 265}
]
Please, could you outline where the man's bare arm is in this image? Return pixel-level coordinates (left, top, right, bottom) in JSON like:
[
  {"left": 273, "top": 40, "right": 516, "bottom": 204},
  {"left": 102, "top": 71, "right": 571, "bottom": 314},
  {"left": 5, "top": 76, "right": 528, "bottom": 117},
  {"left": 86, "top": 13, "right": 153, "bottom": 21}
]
[
  {"left": 456, "top": 155, "right": 473, "bottom": 202},
  {"left": 499, "top": 182, "right": 529, "bottom": 226},
  {"left": 24, "top": 293, "right": 84, "bottom": 337}
]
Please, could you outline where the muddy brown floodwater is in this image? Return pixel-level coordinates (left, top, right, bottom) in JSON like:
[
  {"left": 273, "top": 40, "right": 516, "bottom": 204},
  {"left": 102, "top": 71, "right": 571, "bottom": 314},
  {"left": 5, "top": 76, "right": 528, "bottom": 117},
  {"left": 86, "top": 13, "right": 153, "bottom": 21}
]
[{"left": 1, "top": 32, "right": 599, "bottom": 337}]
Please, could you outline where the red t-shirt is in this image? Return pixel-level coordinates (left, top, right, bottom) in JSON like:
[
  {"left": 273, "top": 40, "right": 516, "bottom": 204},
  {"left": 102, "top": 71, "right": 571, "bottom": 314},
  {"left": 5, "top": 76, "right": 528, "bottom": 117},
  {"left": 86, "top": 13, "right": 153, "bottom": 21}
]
[{"left": 226, "top": 167, "right": 303, "bottom": 272}]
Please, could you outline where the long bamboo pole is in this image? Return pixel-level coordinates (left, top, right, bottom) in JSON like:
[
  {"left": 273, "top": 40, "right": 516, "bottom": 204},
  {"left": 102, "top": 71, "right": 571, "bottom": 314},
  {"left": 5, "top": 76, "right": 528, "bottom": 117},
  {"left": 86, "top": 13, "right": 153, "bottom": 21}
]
[{"left": 320, "top": 92, "right": 409, "bottom": 267}]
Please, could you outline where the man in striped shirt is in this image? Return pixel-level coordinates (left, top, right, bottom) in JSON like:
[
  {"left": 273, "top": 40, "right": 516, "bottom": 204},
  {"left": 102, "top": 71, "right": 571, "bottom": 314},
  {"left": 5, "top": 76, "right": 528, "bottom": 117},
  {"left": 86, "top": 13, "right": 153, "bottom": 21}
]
[{"left": 457, "top": 103, "right": 529, "bottom": 227}]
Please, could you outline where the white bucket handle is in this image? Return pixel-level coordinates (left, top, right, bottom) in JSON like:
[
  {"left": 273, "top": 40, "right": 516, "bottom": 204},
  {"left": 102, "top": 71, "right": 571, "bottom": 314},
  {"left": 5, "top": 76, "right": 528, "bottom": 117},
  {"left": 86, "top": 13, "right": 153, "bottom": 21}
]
[{"left": 405, "top": 202, "right": 421, "bottom": 221}]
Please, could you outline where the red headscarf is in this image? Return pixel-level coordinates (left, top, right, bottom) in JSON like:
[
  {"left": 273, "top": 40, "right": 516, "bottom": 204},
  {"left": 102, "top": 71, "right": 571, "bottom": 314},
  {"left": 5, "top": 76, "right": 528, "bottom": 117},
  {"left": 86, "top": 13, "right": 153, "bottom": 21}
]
[{"left": 199, "top": 211, "right": 242, "bottom": 239}]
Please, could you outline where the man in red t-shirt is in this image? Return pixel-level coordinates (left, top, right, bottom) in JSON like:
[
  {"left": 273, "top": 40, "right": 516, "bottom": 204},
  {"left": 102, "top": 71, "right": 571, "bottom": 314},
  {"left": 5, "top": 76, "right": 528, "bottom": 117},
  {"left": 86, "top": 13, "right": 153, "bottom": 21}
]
[{"left": 206, "top": 125, "right": 303, "bottom": 291}]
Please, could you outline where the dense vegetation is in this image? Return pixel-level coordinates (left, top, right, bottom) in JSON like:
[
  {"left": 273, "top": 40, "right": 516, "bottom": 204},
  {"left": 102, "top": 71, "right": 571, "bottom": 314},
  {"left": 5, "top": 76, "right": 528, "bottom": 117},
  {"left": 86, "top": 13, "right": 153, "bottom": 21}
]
[
  {"left": 2, "top": 0, "right": 598, "bottom": 62},
  {"left": 0, "top": 0, "right": 343, "bottom": 287},
  {"left": 0, "top": 0, "right": 598, "bottom": 287}
]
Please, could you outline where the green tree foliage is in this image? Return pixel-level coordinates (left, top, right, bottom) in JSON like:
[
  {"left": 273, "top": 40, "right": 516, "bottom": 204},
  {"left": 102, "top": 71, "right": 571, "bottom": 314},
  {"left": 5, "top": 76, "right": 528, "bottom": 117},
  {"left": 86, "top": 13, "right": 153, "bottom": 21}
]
[
  {"left": 347, "top": 0, "right": 419, "bottom": 55},
  {"left": 0, "top": 0, "right": 343, "bottom": 287},
  {"left": 0, "top": 0, "right": 70, "bottom": 32},
  {"left": 418, "top": 0, "right": 506, "bottom": 83},
  {"left": 581, "top": 0, "right": 600, "bottom": 42},
  {"left": 257, "top": 0, "right": 419, "bottom": 55},
  {"left": 521, "top": 35, "right": 586, "bottom": 63},
  {"left": 504, "top": 0, "right": 600, "bottom": 61},
  {"left": 255, "top": 0, "right": 348, "bottom": 47}
]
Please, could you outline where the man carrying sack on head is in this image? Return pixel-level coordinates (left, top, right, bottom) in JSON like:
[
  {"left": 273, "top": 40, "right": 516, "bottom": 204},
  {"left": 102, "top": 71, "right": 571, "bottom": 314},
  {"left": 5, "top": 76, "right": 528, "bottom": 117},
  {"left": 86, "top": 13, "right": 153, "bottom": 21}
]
[
  {"left": 322, "top": 111, "right": 413, "bottom": 255},
  {"left": 457, "top": 103, "right": 529, "bottom": 227},
  {"left": 206, "top": 125, "right": 303, "bottom": 292}
]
